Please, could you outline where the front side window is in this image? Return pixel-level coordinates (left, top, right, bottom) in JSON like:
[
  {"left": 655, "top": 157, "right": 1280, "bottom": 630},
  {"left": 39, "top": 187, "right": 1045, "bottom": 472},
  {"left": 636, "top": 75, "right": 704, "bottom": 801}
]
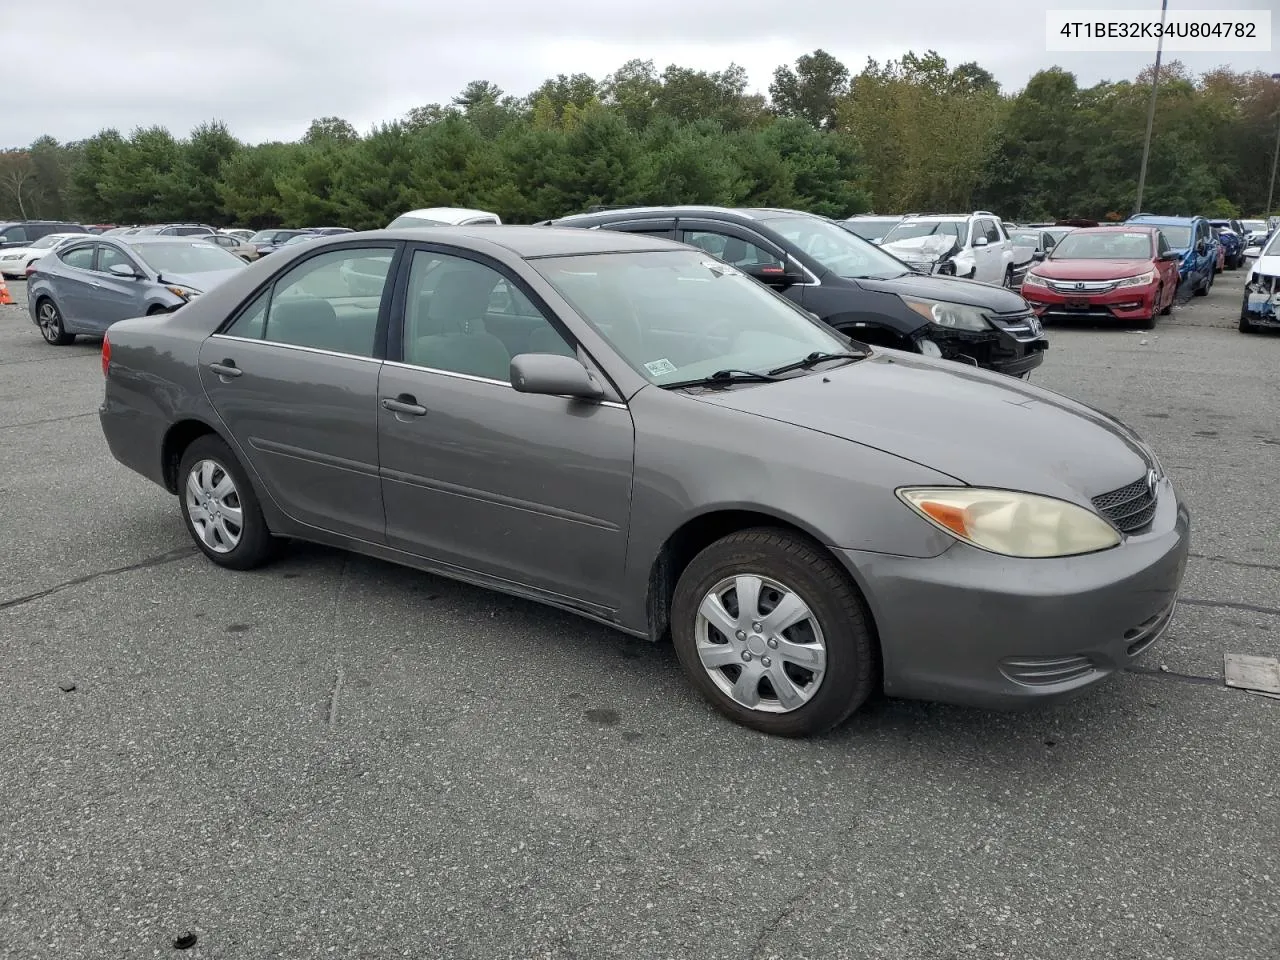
[
  {"left": 683, "top": 231, "right": 784, "bottom": 271},
  {"left": 96, "top": 245, "right": 137, "bottom": 274},
  {"left": 984, "top": 220, "right": 1002, "bottom": 243},
  {"left": 401, "top": 252, "right": 574, "bottom": 380},
  {"left": 1, "top": 226, "right": 29, "bottom": 243},
  {"left": 224, "top": 248, "right": 393, "bottom": 357},
  {"left": 531, "top": 250, "right": 848, "bottom": 387},
  {"left": 59, "top": 244, "right": 96, "bottom": 270}
]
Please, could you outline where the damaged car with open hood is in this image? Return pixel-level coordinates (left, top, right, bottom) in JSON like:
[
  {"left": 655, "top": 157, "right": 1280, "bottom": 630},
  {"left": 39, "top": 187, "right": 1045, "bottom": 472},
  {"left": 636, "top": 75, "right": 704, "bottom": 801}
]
[{"left": 1241, "top": 228, "right": 1280, "bottom": 334}]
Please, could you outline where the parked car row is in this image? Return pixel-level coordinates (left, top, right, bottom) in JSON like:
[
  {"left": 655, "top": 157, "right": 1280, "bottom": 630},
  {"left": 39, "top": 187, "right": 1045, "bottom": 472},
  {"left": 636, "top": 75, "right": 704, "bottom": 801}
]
[{"left": 92, "top": 222, "right": 1191, "bottom": 737}]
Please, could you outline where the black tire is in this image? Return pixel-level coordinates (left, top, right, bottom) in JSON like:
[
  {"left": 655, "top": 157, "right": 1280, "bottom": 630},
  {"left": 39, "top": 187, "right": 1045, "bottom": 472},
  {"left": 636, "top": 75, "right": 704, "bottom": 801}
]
[
  {"left": 1239, "top": 295, "right": 1255, "bottom": 333},
  {"left": 177, "top": 435, "right": 276, "bottom": 570},
  {"left": 1002, "top": 265, "right": 1015, "bottom": 288},
  {"left": 1195, "top": 269, "right": 1210, "bottom": 297},
  {"left": 670, "top": 527, "right": 877, "bottom": 737},
  {"left": 1138, "top": 291, "right": 1158, "bottom": 330},
  {"left": 1159, "top": 287, "right": 1173, "bottom": 316},
  {"left": 35, "top": 297, "right": 74, "bottom": 345}
]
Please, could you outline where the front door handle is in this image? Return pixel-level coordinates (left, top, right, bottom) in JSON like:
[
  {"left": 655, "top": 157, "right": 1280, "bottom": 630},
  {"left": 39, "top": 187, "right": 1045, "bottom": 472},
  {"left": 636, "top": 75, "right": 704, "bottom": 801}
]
[
  {"left": 209, "top": 360, "right": 242, "bottom": 379},
  {"left": 381, "top": 394, "right": 427, "bottom": 417}
]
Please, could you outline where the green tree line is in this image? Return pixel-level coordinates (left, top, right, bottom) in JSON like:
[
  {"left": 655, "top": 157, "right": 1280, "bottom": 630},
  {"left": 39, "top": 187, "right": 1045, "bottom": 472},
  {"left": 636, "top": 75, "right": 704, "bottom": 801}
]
[{"left": 1, "top": 50, "right": 1276, "bottom": 228}]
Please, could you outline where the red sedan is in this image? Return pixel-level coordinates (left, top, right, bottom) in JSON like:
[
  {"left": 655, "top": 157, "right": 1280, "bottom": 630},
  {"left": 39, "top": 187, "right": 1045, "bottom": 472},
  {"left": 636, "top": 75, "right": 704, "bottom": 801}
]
[{"left": 1020, "top": 226, "right": 1180, "bottom": 329}]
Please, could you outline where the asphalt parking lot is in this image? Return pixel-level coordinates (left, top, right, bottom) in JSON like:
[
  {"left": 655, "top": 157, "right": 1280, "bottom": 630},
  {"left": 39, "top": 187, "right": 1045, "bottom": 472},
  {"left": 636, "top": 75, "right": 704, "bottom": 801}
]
[{"left": 1, "top": 275, "right": 1277, "bottom": 960}]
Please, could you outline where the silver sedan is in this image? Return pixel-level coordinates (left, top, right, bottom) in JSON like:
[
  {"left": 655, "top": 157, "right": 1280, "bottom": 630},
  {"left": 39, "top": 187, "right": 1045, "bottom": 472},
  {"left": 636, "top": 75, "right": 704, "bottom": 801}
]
[{"left": 97, "top": 226, "right": 1190, "bottom": 736}]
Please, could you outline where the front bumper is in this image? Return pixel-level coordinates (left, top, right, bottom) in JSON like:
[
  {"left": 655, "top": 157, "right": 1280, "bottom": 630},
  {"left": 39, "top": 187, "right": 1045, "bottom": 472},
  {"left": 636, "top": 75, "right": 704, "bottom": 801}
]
[
  {"left": 838, "top": 478, "right": 1190, "bottom": 709},
  {"left": 1023, "top": 281, "right": 1160, "bottom": 321},
  {"left": 913, "top": 316, "right": 1048, "bottom": 377}
]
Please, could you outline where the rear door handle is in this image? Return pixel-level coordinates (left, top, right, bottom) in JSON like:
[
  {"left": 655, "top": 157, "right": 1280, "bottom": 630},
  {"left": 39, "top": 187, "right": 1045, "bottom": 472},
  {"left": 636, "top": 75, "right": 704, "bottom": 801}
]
[
  {"left": 209, "top": 360, "right": 242, "bottom": 379},
  {"left": 381, "top": 394, "right": 427, "bottom": 417}
]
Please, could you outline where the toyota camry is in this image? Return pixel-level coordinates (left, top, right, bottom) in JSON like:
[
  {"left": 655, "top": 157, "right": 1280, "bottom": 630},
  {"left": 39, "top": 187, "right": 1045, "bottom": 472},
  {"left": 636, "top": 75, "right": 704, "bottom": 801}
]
[{"left": 97, "top": 226, "right": 1190, "bottom": 736}]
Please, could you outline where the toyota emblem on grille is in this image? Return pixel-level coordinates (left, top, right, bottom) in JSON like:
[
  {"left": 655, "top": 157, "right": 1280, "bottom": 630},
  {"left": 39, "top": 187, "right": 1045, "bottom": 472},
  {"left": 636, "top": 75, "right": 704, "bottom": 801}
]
[{"left": 1146, "top": 468, "right": 1159, "bottom": 499}]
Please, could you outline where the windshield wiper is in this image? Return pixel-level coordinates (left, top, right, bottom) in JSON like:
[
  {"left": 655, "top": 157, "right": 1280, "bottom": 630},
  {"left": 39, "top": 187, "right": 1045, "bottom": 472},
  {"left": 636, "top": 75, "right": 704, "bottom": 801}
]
[
  {"left": 767, "top": 351, "right": 867, "bottom": 376},
  {"left": 660, "top": 368, "right": 782, "bottom": 389}
]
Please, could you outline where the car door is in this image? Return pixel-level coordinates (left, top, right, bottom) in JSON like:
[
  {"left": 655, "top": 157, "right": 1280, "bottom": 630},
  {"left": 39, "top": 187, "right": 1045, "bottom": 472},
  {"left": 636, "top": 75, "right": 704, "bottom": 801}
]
[
  {"left": 376, "top": 246, "right": 635, "bottom": 612},
  {"left": 48, "top": 242, "right": 99, "bottom": 326},
  {"left": 974, "top": 218, "right": 1000, "bottom": 282},
  {"left": 86, "top": 244, "right": 148, "bottom": 330},
  {"left": 198, "top": 242, "right": 401, "bottom": 542}
]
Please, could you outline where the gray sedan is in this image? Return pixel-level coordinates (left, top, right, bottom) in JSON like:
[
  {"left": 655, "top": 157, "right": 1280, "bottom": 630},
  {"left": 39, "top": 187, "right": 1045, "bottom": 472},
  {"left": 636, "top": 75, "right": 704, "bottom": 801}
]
[
  {"left": 28, "top": 236, "right": 247, "bottom": 345},
  {"left": 97, "top": 227, "right": 1190, "bottom": 736}
]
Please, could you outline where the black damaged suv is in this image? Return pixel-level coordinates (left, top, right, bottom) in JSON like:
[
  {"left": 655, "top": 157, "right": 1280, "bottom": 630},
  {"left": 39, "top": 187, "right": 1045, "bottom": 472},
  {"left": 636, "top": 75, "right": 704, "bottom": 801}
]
[{"left": 546, "top": 206, "right": 1048, "bottom": 378}]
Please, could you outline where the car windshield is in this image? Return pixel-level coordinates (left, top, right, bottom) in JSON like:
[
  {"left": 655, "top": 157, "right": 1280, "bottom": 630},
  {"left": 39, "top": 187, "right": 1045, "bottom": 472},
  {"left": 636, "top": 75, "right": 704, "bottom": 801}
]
[
  {"left": 1009, "top": 231, "right": 1041, "bottom": 245},
  {"left": 1050, "top": 231, "right": 1154, "bottom": 260},
  {"left": 842, "top": 218, "right": 900, "bottom": 239},
  {"left": 128, "top": 241, "right": 246, "bottom": 275},
  {"left": 764, "top": 216, "right": 909, "bottom": 280},
  {"left": 530, "top": 249, "right": 851, "bottom": 386},
  {"left": 249, "top": 230, "right": 282, "bottom": 243},
  {"left": 1241, "top": 220, "right": 1266, "bottom": 232},
  {"left": 1150, "top": 225, "right": 1192, "bottom": 249},
  {"left": 29, "top": 235, "right": 66, "bottom": 250},
  {"left": 1263, "top": 232, "right": 1280, "bottom": 256},
  {"left": 881, "top": 220, "right": 965, "bottom": 244},
  {"left": 388, "top": 215, "right": 448, "bottom": 228}
]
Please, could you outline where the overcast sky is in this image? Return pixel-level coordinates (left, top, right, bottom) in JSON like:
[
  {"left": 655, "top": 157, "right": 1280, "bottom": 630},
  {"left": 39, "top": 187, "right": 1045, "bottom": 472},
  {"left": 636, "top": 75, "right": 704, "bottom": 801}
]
[{"left": 5, "top": 0, "right": 1276, "bottom": 147}]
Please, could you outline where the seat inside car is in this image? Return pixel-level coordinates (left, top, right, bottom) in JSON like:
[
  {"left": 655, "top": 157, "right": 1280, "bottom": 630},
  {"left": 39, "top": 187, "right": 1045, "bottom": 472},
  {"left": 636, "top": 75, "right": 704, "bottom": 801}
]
[
  {"left": 268, "top": 298, "right": 377, "bottom": 357},
  {"left": 410, "top": 268, "right": 511, "bottom": 380}
]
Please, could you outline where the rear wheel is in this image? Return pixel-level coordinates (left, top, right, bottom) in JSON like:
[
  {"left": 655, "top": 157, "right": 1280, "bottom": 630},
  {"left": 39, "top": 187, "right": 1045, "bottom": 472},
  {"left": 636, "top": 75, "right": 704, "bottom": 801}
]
[
  {"left": 670, "top": 528, "right": 877, "bottom": 737},
  {"left": 35, "top": 298, "right": 74, "bottom": 345},
  {"left": 177, "top": 435, "right": 277, "bottom": 570}
]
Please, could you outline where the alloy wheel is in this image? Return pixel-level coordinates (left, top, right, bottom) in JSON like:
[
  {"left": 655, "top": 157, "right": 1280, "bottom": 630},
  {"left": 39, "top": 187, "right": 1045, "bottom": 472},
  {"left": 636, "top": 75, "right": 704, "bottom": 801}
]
[
  {"left": 693, "top": 574, "right": 827, "bottom": 713},
  {"left": 37, "top": 302, "right": 65, "bottom": 344},
  {"left": 184, "top": 458, "right": 244, "bottom": 553}
]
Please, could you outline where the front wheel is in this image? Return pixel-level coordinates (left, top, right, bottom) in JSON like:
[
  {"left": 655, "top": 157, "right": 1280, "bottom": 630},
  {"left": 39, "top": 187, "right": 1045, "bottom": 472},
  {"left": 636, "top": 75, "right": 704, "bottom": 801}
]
[
  {"left": 36, "top": 298, "right": 74, "bottom": 345},
  {"left": 1002, "top": 265, "right": 1015, "bottom": 288},
  {"left": 670, "top": 528, "right": 877, "bottom": 737},
  {"left": 178, "top": 435, "right": 277, "bottom": 570}
]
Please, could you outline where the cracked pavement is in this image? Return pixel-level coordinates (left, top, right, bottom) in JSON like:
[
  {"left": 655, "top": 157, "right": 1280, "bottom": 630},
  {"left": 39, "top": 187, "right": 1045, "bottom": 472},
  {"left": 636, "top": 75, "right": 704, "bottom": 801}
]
[{"left": 1, "top": 277, "right": 1278, "bottom": 959}]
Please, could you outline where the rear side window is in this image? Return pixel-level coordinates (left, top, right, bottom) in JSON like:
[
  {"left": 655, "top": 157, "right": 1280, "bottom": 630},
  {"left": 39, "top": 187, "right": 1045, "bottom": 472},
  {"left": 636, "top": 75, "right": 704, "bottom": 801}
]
[
  {"left": 59, "top": 245, "right": 96, "bottom": 270},
  {"left": 223, "top": 247, "right": 394, "bottom": 358}
]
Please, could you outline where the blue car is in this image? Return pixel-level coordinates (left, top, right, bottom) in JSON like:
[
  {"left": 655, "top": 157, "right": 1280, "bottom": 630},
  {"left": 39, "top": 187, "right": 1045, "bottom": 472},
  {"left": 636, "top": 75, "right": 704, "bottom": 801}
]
[
  {"left": 27, "top": 235, "right": 248, "bottom": 345},
  {"left": 1127, "top": 215, "right": 1219, "bottom": 296},
  {"left": 1208, "top": 219, "right": 1246, "bottom": 269}
]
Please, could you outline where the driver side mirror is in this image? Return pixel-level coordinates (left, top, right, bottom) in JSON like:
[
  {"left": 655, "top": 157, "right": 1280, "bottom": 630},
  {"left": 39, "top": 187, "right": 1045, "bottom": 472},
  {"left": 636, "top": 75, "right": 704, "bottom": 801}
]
[
  {"left": 510, "top": 353, "right": 604, "bottom": 400},
  {"left": 972, "top": 235, "right": 990, "bottom": 247},
  {"left": 742, "top": 263, "right": 806, "bottom": 290},
  {"left": 1159, "top": 250, "right": 1181, "bottom": 261},
  {"left": 108, "top": 262, "right": 140, "bottom": 279},
  {"left": 1031, "top": 251, "right": 1047, "bottom": 262}
]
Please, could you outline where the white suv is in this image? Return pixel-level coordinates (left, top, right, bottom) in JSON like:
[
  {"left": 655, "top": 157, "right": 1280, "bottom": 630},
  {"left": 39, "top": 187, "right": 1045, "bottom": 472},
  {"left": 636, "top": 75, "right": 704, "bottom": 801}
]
[{"left": 879, "top": 211, "right": 1017, "bottom": 286}]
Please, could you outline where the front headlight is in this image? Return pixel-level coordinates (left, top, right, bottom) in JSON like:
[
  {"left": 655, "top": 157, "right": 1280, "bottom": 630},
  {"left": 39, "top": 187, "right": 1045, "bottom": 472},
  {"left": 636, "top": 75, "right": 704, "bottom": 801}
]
[
  {"left": 1115, "top": 271, "right": 1156, "bottom": 287},
  {"left": 897, "top": 487, "right": 1122, "bottom": 558},
  {"left": 164, "top": 286, "right": 202, "bottom": 300},
  {"left": 1022, "top": 271, "right": 1048, "bottom": 287},
  {"left": 900, "top": 297, "right": 991, "bottom": 332}
]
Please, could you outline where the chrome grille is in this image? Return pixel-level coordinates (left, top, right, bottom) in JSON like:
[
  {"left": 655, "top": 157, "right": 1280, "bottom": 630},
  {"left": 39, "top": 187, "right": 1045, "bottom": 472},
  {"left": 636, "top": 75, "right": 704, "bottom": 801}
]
[
  {"left": 1092, "top": 477, "right": 1157, "bottom": 534},
  {"left": 989, "top": 310, "right": 1044, "bottom": 341},
  {"left": 1048, "top": 279, "right": 1117, "bottom": 294}
]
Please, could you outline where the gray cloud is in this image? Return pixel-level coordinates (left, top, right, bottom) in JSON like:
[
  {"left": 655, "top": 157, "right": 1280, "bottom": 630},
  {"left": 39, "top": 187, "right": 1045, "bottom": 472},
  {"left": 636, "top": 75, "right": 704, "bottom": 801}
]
[{"left": 5, "top": 0, "right": 1276, "bottom": 146}]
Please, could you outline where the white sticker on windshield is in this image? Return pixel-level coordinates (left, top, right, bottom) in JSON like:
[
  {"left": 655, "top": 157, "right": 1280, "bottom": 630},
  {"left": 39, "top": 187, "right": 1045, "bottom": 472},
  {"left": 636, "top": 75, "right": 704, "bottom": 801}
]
[
  {"left": 701, "top": 259, "right": 740, "bottom": 277},
  {"left": 644, "top": 358, "right": 678, "bottom": 377}
]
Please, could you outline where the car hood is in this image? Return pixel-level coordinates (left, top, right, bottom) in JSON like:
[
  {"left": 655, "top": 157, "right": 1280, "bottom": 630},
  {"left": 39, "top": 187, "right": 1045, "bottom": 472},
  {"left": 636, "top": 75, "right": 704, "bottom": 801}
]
[
  {"left": 879, "top": 235, "right": 958, "bottom": 261},
  {"left": 854, "top": 272, "right": 1030, "bottom": 311},
  {"left": 693, "top": 351, "right": 1154, "bottom": 503},
  {"left": 1251, "top": 253, "right": 1280, "bottom": 277},
  {"left": 1033, "top": 258, "right": 1155, "bottom": 280},
  {"left": 155, "top": 268, "right": 244, "bottom": 292}
]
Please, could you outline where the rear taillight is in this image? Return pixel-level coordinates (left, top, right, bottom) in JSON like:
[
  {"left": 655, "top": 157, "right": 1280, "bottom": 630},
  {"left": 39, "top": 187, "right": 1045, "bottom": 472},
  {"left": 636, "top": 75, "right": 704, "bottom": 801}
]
[{"left": 101, "top": 334, "right": 111, "bottom": 377}]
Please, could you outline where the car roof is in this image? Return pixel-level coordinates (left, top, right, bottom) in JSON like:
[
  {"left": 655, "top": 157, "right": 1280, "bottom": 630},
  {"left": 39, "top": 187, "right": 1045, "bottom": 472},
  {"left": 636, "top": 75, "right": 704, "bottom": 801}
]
[
  {"left": 1128, "top": 215, "right": 1198, "bottom": 225},
  {"left": 1064, "top": 225, "right": 1159, "bottom": 234},
  {"left": 397, "top": 207, "right": 499, "bottom": 224},
  {"left": 374, "top": 225, "right": 687, "bottom": 258}
]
